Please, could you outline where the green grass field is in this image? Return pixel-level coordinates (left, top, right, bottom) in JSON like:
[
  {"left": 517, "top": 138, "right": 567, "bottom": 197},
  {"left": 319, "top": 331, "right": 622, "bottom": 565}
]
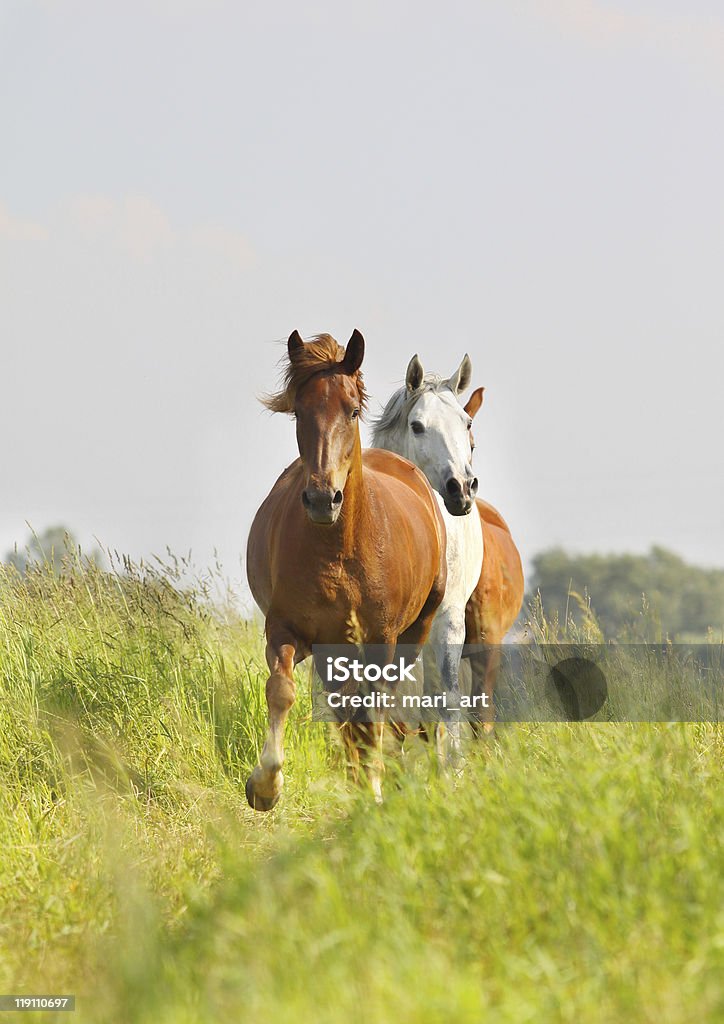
[{"left": 1, "top": 556, "right": 722, "bottom": 1023}]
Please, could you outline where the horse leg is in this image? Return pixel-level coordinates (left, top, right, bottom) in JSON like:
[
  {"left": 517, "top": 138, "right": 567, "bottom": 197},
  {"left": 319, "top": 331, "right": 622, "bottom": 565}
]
[
  {"left": 246, "top": 629, "right": 298, "bottom": 811},
  {"left": 334, "top": 721, "right": 385, "bottom": 800},
  {"left": 357, "top": 722, "right": 386, "bottom": 803},
  {"left": 346, "top": 643, "right": 395, "bottom": 802},
  {"left": 468, "top": 640, "right": 501, "bottom": 738},
  {"left": 337, "top": 722, "right": 361, "bottom": 783},
  {"left": 427, "top": 607, "right": 466, "bottom": 769}
]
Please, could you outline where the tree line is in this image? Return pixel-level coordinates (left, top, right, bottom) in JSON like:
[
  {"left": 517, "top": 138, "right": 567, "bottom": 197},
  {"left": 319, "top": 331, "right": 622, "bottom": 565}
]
[{"left": 528, "top": 546, "right": 724, "bottom": 640}]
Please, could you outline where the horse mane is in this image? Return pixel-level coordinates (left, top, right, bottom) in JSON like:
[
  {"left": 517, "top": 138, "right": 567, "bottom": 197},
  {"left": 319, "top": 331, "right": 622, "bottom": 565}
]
[
  {"left": 262, "top": 333, "right": 368, "bottom": 415},
  {"left": 371, "top": 374, "right": 451, "bottom": 449}
]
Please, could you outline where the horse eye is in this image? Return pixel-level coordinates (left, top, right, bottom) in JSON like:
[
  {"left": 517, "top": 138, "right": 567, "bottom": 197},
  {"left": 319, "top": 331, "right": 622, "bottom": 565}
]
[
  {"left": 410, "top": 421, "right": 424, "bottom": 435},
  {"left": 467, "top": 420, "right": 472, "bottom": 430},
  {"left": 351, "top": 408, "right": 360, "bottom": 420}
]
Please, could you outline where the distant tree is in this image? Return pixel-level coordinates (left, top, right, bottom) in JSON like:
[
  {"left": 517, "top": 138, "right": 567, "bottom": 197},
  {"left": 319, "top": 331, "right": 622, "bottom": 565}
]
[
  {"left": 4, "top": 525, "right": 105, "bottom": 576},
  {"left": 528, "top": 546, "right": 724, "bottom": 640}
]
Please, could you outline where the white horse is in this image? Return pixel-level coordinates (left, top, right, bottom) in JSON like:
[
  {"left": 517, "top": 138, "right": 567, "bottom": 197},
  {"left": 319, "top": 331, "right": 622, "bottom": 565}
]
[{"left": 373, "top": 354, "right": 484, "bottom": 762}]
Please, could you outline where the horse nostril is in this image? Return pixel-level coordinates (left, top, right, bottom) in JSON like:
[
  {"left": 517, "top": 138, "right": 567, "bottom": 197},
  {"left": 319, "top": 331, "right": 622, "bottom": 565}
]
[
  {"left": 446, "top": 478, "right": 462, "bottom": 497},
  {"left": 470, "top": 477, "right": 479, "bottom": 494},
  {"left": 332, "top": 490, "right": 343, "bottom": 506},
  {"left": 301, "top": 490, "right": 311, "bottom": 508}
]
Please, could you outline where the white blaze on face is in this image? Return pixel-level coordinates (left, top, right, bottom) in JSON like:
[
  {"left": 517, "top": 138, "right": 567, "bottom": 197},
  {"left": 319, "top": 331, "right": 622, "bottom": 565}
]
[{"left": 404, "top": 389, "right": 475, "bottom": 497}]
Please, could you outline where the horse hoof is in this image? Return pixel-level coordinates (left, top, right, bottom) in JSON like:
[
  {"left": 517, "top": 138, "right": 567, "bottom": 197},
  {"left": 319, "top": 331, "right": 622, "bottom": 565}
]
[{"left": 245, "top": 777, "right": 281, "bottom": 812}]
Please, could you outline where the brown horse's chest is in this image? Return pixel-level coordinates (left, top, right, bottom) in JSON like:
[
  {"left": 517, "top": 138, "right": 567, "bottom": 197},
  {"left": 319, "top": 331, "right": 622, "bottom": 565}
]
[
  {"left": 312, "top": 558, "right": 371, "bottom": 614},
  {"left": 285, "top": 555, "right": 387, "bottom": 645}
]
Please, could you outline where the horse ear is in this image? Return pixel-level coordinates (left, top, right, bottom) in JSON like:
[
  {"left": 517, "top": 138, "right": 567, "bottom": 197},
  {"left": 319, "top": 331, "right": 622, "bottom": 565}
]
[
  {"left": 448, "top": 354, "right": 472, "bottom": 394},
  {"left": 464, "top": 386, "right": 485, "bottom": 419},
  {"left": 288, "top": 330, "right": 304, "bottom": 358},
  {"left": 406, "top": 354, "right": 424, "bottom": 392},
  {"left": 342, "top": 329, "right": 365, "bottom": 373}
]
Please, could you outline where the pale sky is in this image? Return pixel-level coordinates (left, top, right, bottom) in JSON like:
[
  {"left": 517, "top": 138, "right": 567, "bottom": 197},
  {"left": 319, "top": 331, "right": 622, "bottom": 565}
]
[{"left": 1, "top": 0, "right": 723, "bottom": 598}]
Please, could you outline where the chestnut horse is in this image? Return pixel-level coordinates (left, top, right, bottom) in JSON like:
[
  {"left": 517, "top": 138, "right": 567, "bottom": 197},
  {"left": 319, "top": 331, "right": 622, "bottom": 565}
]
[
  {"left": 246, "top": 330, "right": 447, "bottom": 810},
  {"left": 462, "top": 386, "right": 525, "bottom": 733}
]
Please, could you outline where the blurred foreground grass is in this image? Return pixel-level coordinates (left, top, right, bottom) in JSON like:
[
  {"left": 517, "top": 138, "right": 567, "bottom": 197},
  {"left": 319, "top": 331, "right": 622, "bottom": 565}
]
[{"left": 0, "top": 554, "right": 722, "bottom": 1023}]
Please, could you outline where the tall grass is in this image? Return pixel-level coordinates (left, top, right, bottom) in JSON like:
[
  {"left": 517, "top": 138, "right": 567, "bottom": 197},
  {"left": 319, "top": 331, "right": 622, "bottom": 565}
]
[{"left": 1, "top": 554, "right": 722, "bottom": 1022}]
